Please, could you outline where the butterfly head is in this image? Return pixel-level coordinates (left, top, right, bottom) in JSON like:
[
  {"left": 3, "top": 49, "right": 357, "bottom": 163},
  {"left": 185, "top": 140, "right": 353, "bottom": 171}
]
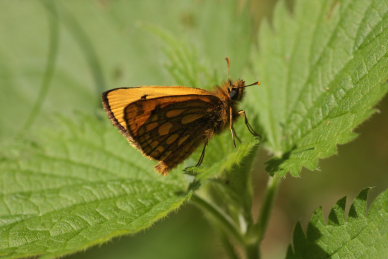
[{"left": 227, "top": 80, "right": 261, "bottom": 102}]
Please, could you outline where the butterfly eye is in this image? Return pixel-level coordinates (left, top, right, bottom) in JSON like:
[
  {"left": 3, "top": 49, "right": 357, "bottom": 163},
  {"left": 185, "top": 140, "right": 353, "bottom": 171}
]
[{"left": 230, "top": 88, "right": 239, "bottom": 100}]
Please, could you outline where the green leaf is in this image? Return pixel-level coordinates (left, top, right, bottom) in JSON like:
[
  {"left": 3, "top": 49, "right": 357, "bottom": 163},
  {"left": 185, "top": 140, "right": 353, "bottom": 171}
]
[
  {"left": 287, "top": 188, "right": 388, "bottom": 258},
  {"left": 203, "top": 136, "right": 259, "bottom": 225},
  {"left": 144, "top": 0, "right": 253, "bottom": 90},
  {"left": 250, "top": 0, "right": 388, "bottom": 176},
  {"left": 0, "top": 116, "right": 189, "bottom": 258},
  {"left": 143, "top": 24, "right": 219, "bottom": 89}
]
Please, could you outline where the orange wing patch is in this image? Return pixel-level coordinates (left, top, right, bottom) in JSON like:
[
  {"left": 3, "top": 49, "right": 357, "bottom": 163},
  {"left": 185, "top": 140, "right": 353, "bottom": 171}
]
[{"left": 102, "top": 86, "right": 212, "bottom": 133}]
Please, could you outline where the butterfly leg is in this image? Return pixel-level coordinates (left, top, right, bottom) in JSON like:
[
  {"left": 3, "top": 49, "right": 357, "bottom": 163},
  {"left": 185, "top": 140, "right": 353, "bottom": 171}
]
[
  {"left": 238, "top": 110, "right": 261, "bottom": 138},
  {"left": 231, "top": 126, "right": 241, "bottom": 145},
  {"left": 183, "top": 141, "right": 208, "bottom": 175},
  {"left": 229, "top": 107, "right": 241, "bottom": 148},
  {"left": 195, "top": 141, "right": 208, "bottom": 167}
]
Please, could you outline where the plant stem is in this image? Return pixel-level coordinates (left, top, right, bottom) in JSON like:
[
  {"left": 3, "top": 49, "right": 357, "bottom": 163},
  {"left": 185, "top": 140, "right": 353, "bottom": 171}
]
[
  {"left": 245, "top": 241, "right": 260, "bottom": 259},
  {"left": 190, "top": 194, "right": 245, "bottom": 245},
  {"left": 257, "top": 174, "right": 281, "bottom": 241},
  {"left": 244, "top": 174, "right": 282, "bottom": 259},
  {"left": 220, "top": 234, "right": 240, "bottom": 259}
]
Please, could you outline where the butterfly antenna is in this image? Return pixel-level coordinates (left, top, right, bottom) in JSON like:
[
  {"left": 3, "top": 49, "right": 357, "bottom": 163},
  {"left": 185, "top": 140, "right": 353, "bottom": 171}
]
[
  {"left": 243, "top": 81, "right": 262, "bottom": 88},
  {"left": 225, "top": 57, "right": 231, "bottom": 80}
]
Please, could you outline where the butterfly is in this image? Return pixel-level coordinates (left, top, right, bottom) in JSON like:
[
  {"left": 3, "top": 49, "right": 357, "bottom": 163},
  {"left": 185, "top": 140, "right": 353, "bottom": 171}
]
[{"left": 102, "top": 58, "right": 261, "bottom": 175}]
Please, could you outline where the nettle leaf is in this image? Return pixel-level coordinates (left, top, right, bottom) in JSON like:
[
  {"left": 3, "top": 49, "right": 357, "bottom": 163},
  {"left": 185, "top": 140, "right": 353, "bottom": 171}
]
[
  {"left": 250, "top": 0, "right": 388, "bottom": 176},
  {"left": 143, "top": 24, "right": 219, "bottom": 89},
  {"left": 146, "top": 0, "right": 253, "bottom": 89},
  {"left": 287, "top": 188, "right": 388, "bottom": 258},
  {"left": 0, "top": 117, "right": 189, "bottom": 258},
  {"left": 203, "top": 133, "right": 259, "bottom": 225}
]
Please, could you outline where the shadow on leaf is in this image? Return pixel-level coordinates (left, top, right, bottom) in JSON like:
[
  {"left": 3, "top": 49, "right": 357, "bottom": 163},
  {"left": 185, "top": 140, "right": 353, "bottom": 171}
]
[{"left": 286, "top": 223, "right": 329, "bottom": 259}]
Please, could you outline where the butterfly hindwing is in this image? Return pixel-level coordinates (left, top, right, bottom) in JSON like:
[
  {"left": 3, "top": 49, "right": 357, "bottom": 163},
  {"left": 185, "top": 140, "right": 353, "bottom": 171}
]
[{"left": 123, "top": 95, "right": 222, "bottom": 173}]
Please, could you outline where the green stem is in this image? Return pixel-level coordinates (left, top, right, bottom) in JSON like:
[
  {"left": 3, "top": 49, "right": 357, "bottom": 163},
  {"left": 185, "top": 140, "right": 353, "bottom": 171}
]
[
  {"left": 220, "top": 234, "right": 239, "bottom": 259},
  {"left": 190, "top": 194, "right": 244, "bottom": 245},
  {"left": 245, "top": 241, "right": 260, "bottom": 259},
  {"left": 256, "top": 174, "right": 281, "bottom": 241},
  {"left": 244, "top": 174, "right": 281, "bottom": 259}
]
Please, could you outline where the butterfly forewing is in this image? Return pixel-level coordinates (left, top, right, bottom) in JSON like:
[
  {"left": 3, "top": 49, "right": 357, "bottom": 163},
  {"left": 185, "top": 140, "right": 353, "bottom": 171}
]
[{"left": 103, "top": 86, "right": 212, "bottom": 134}]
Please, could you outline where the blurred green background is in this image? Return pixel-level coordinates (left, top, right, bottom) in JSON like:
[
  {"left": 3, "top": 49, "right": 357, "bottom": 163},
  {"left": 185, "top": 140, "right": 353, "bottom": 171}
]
[{"left": 0, "top": 0, "right": 387, "bottom": 258}]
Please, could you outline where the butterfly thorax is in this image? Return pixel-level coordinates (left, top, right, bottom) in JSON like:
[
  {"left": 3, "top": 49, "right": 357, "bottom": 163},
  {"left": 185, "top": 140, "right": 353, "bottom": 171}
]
[{"left": 212, "top": 79, "right": 246, "bottom": 133}]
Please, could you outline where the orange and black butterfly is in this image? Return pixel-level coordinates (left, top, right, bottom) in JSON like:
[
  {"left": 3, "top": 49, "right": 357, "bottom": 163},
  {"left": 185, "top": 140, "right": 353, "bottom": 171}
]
[{"left": 102, "top": 58, "right": 261, "bottom": 175}]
